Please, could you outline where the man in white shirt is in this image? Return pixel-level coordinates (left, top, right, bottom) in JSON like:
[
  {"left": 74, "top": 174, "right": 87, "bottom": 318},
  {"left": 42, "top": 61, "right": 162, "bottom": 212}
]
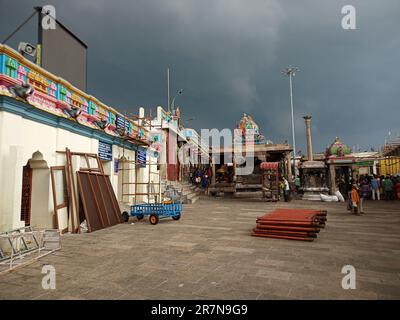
[{"left": 283, "top": 177, "right": 290, "bottom": 202}]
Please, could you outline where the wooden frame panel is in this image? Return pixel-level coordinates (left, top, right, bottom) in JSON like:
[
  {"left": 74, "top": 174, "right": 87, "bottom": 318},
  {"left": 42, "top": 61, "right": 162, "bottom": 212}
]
[
  {"left": 50, "top": 166, "right": 69, "bottom": 233},
  {"left": 77, "top": 171, "right": 122, "bottom": 232}
]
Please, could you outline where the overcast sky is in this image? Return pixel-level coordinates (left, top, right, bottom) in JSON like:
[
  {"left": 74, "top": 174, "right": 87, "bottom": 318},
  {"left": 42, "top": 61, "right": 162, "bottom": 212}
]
[{"left": 1, "top": 0, "right": 399, "bottom": 153}]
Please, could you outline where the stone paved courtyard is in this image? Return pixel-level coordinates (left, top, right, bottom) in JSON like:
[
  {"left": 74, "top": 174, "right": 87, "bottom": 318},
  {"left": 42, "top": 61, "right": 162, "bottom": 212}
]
[{"left": 0, "top": 197, "right": 399, "bottom": 300}]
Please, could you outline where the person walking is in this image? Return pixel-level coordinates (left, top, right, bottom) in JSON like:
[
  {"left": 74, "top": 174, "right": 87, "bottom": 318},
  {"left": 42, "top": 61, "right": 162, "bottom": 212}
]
[
  {"left": 195, "top": 169, "right": 202, "bottom": 186},
  {"left": 395, "top": 178, "right": 400, "bottom": 200},
  {"left": 282, "top": 177, "right": 290, "bottom": 202},
  {"left": 383, "top": 175, "right": 394, "bottom": 201},
  {"left": 351, "top": 184, "right": 361, "bottom": 215},
  {"left": 371, "top": 175, "right": 380, "bottom": 201},
  {"left": 207, "top": 166, "right": 212, "bottom": 181},
  {"left": 294, "top": 175, "right": 301, "bottom": 194},
  {"left": 379, "top": 175, "right": 385, "bottom": 199},
  {"left": 189, "top": 169, "right": 194, "bottom": 184},
  {"left": 201, "top": 173, "right": 208, "bottom": 194}
]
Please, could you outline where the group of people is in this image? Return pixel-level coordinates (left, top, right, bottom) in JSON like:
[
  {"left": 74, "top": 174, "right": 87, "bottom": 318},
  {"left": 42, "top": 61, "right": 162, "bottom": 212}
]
[
  {"left": 189, "top": 167, "right": 212, "bottom": 193},
  {"left": 355, "top": 174, "right": 400, "bottom": 201},
  {"left": 349, "top": 174, "right": 400, "bottom": 215},
  {"left": 279, "top": 175, "right": 304, "bottom": 202}
]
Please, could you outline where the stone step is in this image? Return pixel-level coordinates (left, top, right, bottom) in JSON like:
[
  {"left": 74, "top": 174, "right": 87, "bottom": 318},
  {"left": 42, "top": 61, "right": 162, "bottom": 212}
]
[
  {"left": 185, "top": 195, "right": 199, "bottom": 204},
  {"left": 182, "top": 187, "right": 198, "bottom": 194},
  {"left": 234, "top": 191, "right": 264, "bottom": 198},
  {"left": 162, "top": 182, "right": 202, "bottom": 204},
  {"left": 186, "top": 191, "right": 199, "bottom": 199},
  {"left": 183, "top": 187, "right": 195, "bottom": 194}
]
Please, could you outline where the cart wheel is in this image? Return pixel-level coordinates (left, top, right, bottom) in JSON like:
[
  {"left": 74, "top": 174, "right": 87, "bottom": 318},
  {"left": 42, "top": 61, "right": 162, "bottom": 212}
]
[
  {"left": 149, "top": 214, "right": 159, "bottom": 225},
  {"left": 137, "top": 214, "right": 144, "bottom": 221},
  {"left": 172, "top": 214, "right": 181, "bottom": 221},
  {"left": 122, "top": 211, "right": 130, "bottom": 223}
]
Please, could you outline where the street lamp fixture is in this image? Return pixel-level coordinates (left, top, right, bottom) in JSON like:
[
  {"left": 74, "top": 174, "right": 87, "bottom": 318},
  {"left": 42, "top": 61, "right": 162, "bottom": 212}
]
[{"left": 171, "top": 89, "right": 184, "bottom": 114}]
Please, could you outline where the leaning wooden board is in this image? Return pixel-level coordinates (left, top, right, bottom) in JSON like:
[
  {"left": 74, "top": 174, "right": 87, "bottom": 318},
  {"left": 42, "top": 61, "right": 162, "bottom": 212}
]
[{"left": 77, "top": 171, "right": 122, "bottom": 233}]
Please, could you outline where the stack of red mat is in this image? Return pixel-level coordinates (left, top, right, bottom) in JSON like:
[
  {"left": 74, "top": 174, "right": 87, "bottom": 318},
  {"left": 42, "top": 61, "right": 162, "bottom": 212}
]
[{"left": 252, "top": 208, "right": 327, "bottom": 241}]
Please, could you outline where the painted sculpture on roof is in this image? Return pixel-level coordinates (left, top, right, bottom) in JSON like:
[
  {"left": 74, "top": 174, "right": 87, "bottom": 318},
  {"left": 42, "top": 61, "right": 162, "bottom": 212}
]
[
  {"left": 64, "top": 105, "right": 82, "bottom": 119},
  {"left": 0, "top": 44, "right": 149, "bottom": 144},
  {"left": 326, "top": 137, "right": 352, "bottom": 157},
  {"left": 8, "top": 81, "right": 34, "bottom": 100},
  {"left": 235, "top": 113, "right": 271, "bottom": 145}
]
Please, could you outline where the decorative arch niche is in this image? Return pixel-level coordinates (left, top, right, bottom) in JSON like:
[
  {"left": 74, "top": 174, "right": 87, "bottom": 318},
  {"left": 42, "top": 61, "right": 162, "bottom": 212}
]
[{"left": 24, "top": 151, "right": 52, "bottom": 229}]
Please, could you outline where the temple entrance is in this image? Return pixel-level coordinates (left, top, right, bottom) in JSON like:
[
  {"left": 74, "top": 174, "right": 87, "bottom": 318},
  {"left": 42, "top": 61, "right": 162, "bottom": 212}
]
[
  {"left": 20, "top": 164, "right": 33, "bottom": 226},
  {"left": 335, "top": 166, "right": 352, "bottom": 199}
]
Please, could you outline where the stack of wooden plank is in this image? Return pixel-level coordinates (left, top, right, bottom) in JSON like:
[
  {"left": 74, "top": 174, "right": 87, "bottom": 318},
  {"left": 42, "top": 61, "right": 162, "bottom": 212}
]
[{"left": 252, "top": 208, "right": 327, "bottom": 241}]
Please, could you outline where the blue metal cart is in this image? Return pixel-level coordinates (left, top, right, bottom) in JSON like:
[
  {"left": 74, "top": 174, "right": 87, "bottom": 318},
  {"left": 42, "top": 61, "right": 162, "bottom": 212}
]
[{"left": 122, "top": 202, "right": 183, "bottom": 225}]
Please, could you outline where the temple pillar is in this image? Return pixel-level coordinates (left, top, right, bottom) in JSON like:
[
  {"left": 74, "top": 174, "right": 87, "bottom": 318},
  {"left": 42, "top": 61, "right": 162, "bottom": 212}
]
[
  {"left": 286, "top": 153, "right": 292, "bottom": 181},
  {"left": 303, "top": 116, "right": 313, "bottom": 161},
  {"left": 329, "top": 164, "right": 336, "bottom": 193},
  {"left": 300, "top": 115, "right": 329, "bottom": 200}
]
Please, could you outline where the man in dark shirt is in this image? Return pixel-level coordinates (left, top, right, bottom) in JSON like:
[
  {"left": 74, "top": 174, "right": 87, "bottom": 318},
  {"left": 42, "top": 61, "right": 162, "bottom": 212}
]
[{"left": 383, "top": 176, "right": 394, "bottom": 201}]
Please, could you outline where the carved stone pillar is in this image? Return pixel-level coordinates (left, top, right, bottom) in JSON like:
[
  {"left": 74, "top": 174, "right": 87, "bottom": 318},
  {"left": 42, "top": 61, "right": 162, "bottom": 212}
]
[
  {"left": 286, "top": 153, "right": 292, "bottom": 181},
  {"left": 303, "top": 116, "right": 313, "bottom": 161},
  {"left": 329, "top": 164, "right": 336, "bottom": 193}
]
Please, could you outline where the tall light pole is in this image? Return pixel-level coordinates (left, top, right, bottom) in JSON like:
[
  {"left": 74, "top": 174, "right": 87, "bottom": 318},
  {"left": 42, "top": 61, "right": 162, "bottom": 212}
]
[{"left": 282, "top": 67, "right": 300, "bottom": 178}]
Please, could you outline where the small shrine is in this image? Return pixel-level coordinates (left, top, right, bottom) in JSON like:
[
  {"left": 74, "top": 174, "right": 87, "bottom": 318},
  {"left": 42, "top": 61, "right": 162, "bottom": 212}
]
[
  {"left": 326, "top": 137, "right": 352, "bottom": 157},
  {"left": 209, "top": 113, "right": 292, "bottom": 199},
  {"left": 325, "top": 137, "right": 378, "bottom": 195}
]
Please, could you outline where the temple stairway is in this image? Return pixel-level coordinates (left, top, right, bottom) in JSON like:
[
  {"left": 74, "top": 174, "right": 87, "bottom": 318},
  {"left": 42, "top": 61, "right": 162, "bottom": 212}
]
[{"left": 162, "top": 181, "right": 201, "bottom": 204}]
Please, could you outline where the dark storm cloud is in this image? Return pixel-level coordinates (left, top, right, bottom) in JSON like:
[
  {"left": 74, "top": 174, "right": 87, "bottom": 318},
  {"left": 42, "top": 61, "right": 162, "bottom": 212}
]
[{"left": 1, "top": 0, "right": 399, "bottom": 152}]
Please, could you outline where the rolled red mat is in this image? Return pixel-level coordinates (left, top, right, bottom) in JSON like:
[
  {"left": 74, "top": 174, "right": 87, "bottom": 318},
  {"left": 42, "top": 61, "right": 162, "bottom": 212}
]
[
  {"left": 252, "top": 208, "right": 327, "bottom": 241},
  {"left": 252, "top": 228, "right": 317, "bottom": 238},
  {"left": 256, "top": 211, "right": 327, "bottom": 223},
  {"left": 273, "top": 208, "right": 327, "bottom": 216},
  {"left": 257, "top": 215, "right": 326, "bottom": 225},
  {"left": 257, "top": 211, "right": 316, "bottom": 218},
  {"left": 257, "top": 211, "right": 324, "bottom": 219},
  {"left": 256, "top": 217, "right": 325, "bottom": 224},
  {"left": 257, "top": 212, "right": 323, "bottom": 222},
  {"left": 251, "top": 232, "right": 314, "bottom": 242},
  {"left": 256, "top": 220, "right": 324, "bottom": 228},
  {"left": 255, "top": 224, "right": 320, "bottom": 233}
]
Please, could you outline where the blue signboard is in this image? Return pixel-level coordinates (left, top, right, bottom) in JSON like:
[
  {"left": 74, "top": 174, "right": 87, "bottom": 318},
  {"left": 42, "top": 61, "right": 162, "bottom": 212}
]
[
  {"left": 116, "top": 114, "right": 132, "bottom": 134},
  {"left": 114, "top": 159, "right": 119, "bottom": 174},
  {"left": 98, "top": 141, "right": 113, "bottom": 161},
  {"left": 137, "top": 148, "right": 147, "bottom": 167},
  {"left": 115, "top": 114, "right": 125, "bottom": 130},
  {"left": 185, "top": 129, "right": 193, "bottom": 138}
]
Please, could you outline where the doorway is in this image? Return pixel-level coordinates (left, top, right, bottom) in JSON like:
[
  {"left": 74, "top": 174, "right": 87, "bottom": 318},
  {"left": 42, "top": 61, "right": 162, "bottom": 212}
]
[
  {"left": 22, "top": 151, "right": 51, "bottom": 229},
  {"left": 20, "top": 164, "right": 32, "bottom": 226},
  {"left": 336, "top": 166, "right": 352, "bottom": 199}
]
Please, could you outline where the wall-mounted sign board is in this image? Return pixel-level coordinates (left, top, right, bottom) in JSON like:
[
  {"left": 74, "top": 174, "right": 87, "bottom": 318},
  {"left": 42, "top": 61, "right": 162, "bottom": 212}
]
[
  {"left": 114, "top": 159, "right": 119, "bottom": 175},
  {"left": 98, "top": 141, "right": 112, "bottom": 161},
  {"left": 137, "top": 148, "right": 147, "bottom": 168}
]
